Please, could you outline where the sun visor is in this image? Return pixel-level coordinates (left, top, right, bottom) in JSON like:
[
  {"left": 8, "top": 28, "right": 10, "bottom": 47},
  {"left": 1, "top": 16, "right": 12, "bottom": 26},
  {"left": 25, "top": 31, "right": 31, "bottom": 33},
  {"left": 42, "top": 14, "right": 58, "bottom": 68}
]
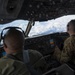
[{"left": 0, "top": 0, "right": 24, "bottom": 24}]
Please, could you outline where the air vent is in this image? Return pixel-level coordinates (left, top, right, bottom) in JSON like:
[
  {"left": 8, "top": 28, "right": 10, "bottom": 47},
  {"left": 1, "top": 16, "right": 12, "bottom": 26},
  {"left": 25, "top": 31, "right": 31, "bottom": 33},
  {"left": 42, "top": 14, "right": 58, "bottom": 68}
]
[{"left": 6, "top": 0, "right": 18, "bottom": 13}]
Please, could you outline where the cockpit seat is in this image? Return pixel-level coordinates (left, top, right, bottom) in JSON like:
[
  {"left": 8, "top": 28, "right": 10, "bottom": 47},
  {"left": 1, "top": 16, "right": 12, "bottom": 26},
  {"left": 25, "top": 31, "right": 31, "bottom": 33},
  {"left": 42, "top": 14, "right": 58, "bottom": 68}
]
[
  {"left": 28, "top": 50, "right": 47, "bottom": 74},
  {"left": 43, "top": 64, "right": 74, "bottom": 75},
  {"left": 23, "top": 50, "right": 47, "bottom": 74}
]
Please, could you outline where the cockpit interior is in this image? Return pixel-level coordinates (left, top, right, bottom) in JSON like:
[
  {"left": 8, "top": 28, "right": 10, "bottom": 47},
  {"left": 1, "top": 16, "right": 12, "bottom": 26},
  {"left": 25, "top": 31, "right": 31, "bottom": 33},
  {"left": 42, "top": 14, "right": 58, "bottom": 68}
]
[{"left": 0, "top": 0, "right": 75, "bottom": 75}]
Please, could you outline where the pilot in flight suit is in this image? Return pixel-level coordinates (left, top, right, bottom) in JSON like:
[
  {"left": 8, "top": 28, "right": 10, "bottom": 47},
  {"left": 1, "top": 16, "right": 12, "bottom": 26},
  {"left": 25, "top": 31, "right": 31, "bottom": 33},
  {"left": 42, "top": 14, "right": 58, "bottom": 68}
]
[
  {"left": 0, "top": 28, "right": 47, "bottom": 75},
  {"left": 0, "top": 57, "right": 30, "bottom": 75},
  {"left": 53, "top": 20, "right": 75, "bottom": 64}
]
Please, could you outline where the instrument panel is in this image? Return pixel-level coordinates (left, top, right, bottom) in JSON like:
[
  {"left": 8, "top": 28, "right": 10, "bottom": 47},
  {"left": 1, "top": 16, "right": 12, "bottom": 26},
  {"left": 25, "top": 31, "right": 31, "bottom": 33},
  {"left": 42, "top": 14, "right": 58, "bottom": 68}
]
[
  {"left": 0, "top": 32, "right": 69, "bottom": 57},
  {"left": 24, "top": 32, "right": 69, "bottom": 55}
]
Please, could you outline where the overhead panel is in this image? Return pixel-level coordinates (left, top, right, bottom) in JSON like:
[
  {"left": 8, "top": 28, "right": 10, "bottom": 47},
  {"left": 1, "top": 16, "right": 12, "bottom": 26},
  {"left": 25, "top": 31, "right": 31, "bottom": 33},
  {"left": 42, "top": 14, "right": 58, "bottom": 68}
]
[
  {"left": 0, "top": 0, "right": 75, "bottom": 23},
  {"left": 18, "top": 0, "right": 75, "bottom": 21}
]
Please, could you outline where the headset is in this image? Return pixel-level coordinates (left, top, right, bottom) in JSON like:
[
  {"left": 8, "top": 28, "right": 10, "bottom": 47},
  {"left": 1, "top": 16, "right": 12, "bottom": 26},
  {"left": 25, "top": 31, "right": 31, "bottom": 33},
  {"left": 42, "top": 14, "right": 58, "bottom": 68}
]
[{"left": 1, "top": 27, "right": 25, "bottom": 40}]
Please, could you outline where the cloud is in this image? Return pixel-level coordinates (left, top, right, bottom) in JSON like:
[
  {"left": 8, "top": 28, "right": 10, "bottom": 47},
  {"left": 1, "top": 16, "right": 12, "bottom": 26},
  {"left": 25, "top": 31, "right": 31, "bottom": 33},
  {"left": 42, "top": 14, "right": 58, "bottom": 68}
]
[
  {"left": 0, "top": 15, "right": 75, "bottom": 36},
  {"left": 29, "top": 15, "right": 75, "bottom": 36}
]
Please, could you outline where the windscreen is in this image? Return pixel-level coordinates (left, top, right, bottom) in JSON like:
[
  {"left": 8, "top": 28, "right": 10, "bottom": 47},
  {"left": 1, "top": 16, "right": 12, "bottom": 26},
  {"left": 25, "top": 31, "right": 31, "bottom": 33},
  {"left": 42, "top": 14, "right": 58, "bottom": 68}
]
[
  {"left": 0, "top": 15, "right": 75, "bottom": 37},
  {"left": 29, "top": 15, "right": 75, "bottom": 36}
]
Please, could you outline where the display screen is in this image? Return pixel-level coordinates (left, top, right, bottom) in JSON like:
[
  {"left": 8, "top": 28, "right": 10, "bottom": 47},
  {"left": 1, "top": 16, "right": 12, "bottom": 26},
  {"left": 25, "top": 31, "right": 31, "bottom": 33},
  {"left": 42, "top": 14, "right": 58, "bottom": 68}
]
[
  {"left": 50, "top": 39, "right": 55, "bottom": 48},
  {"left": 50, "top": 39, "right": 54, "bottom": 44}
]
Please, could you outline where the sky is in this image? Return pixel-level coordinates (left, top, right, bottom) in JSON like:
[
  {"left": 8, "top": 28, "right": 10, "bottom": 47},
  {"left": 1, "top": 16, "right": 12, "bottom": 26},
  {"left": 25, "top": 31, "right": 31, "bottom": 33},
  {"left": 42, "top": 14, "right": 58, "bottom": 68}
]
[
  {"left": 0, "top": 15, "right": 75, "bottom": 36},
  {"left": 29, "top": 15, "right": 75, "bottom": 36}
]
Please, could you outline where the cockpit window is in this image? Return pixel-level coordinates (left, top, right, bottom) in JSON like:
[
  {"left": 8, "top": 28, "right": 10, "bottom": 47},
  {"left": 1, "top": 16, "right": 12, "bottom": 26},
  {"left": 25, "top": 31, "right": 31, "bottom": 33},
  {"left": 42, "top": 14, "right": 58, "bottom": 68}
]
[
  {"left": 29, "top": 15, "right": 75, "bottom": 36},
  {"left": 0, "top": 20, "right": 28, "bottom": 34},
  {"left": 0, "top": 15, "right": 75, "bottom": 37}
]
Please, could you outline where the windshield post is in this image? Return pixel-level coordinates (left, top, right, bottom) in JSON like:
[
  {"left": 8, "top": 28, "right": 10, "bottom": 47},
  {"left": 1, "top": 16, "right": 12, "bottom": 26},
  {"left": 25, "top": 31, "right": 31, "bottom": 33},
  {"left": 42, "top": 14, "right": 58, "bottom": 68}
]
[{"left": 24, "top": 20, "right": 35, "bottom": 37}]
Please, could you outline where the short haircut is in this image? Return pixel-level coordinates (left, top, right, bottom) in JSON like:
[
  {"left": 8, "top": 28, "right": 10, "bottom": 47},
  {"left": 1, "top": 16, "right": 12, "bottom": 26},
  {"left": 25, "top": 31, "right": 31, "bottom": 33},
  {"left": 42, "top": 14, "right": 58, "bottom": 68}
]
[
  {"left": 67, "top": 19, "right": 75, "bottom": 32},
  {"left": 3, "top": 29, "right": 24, "bottom": 51}
]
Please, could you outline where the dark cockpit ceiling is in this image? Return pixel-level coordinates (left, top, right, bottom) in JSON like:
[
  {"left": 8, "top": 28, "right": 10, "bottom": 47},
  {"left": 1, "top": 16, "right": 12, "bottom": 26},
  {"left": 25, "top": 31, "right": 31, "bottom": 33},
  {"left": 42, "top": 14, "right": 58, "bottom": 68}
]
[{"left": 0, "top": 0, "right": 75, "bottom": 24}]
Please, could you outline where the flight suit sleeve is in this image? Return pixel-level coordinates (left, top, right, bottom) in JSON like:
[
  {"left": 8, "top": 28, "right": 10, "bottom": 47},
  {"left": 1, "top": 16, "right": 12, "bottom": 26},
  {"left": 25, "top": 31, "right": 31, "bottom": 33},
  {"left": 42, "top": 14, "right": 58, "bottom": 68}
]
[
  {"left": 53, "top": 36, "right": 75, "bottom": 63},
  {"left": 59, "top": 37, "right": 74, "bottom": 63}
]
